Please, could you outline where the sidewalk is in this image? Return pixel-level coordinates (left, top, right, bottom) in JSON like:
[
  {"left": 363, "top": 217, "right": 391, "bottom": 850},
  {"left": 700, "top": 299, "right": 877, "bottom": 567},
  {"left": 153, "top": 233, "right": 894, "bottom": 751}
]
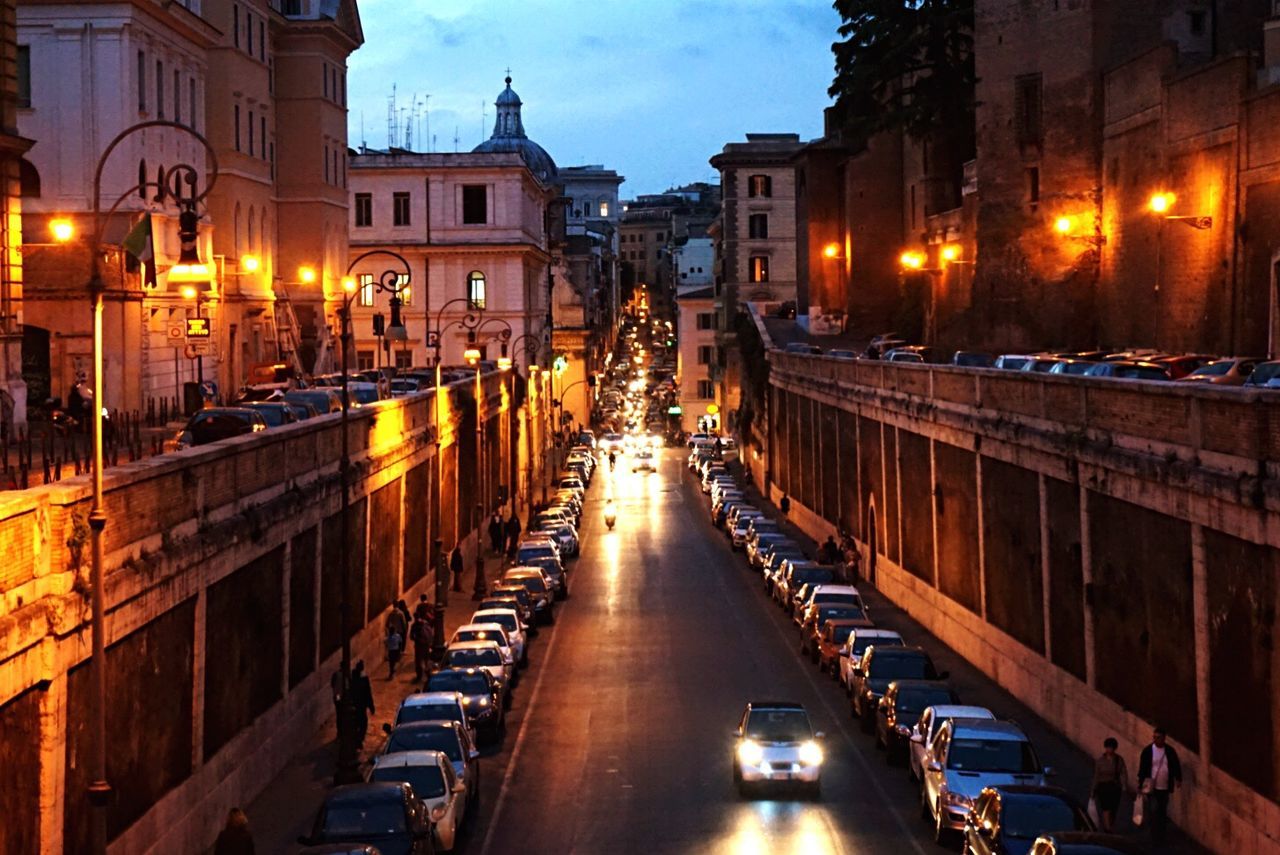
[
  {"left": 724, "top": 458, "right": 1207, "bottom": 854},
  {"left": 244, "top": 550, "right": 510, "bottom": 854}
]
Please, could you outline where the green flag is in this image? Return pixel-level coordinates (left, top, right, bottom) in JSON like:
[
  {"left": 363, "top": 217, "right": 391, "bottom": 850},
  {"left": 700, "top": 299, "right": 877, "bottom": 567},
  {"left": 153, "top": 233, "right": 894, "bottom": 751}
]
[{"left": 122, "top": 213, "right": 156, "bottom": 288}]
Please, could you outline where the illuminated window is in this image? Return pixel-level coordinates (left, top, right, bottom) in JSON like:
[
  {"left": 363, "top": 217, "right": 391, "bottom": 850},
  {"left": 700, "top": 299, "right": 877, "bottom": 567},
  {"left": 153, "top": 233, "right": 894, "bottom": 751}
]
[
  {"left": 358, "top": 273, "right": 375, "bottom": 307},
  {"left": 467, "top": 271, "right": 486, "bottom": 310},
  {"left": 397, "top": 274, "right": 412, "bottom": 305},
  {"left": 599, "top": 200, "right": 609, "bottom": 217},
  {"left": 749, "top": 255, "right": 769, "bottom": 283},
  {"left": 748, "top": 174, "right": 772, "bottom": 198}
]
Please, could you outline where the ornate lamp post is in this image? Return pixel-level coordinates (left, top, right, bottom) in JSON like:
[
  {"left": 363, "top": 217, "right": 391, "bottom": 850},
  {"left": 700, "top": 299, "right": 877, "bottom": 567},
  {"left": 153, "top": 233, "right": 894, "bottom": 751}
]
[
  {"left": 509, "top": 330, "right": 546, "bottom": 515},
  {"left": 334, "top": 250, "right": 410, "bottom": 783},
  {"left": 84, "top": 120, "right": 218, "bottom": 855}
]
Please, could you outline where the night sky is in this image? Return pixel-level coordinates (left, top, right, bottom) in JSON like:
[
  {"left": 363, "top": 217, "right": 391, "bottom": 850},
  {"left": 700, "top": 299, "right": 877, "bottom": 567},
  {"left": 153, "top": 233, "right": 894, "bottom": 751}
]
[{"left": 348, "top": 0, "right": 840, "bottom": 196}]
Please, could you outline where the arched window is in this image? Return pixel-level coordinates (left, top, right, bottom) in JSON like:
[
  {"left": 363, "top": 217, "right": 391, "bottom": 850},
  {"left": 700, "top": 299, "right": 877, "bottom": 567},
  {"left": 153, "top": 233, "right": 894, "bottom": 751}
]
[
  {"left": 467, "top": 270, "right": 486, "bottom": 310},
  {"left": 247, "top": 207, "right": 256, "bottom": 258}
]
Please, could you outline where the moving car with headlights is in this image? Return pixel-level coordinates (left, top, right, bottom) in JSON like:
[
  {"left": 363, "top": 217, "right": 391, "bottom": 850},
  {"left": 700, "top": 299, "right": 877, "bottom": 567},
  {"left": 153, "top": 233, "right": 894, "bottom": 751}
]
[
  {"left": 378, "top": 721, "right": 480, "bottom": 813},
  {"left": 963, "top": 785, "right": 1092, "bottom": 855},
  {"left": 850, "top": 646, "right": 947, "bottom": 728},
  {"left": 732, "top": 701, "right": 825, "bottom": 799},
  {"left": 875, "top": 679, "right": 961, "bottom": 761},
  {"left": 296, "top": 782, "right": 435, "bottom": 854},
  {"left": 921, "top": 719, "right": 1053, "bottom": 845},
  {"left": 424, "top": 667, "right": 504, "bottom": 742},
  {"left": 632, "top": 448, "right": 655, "bottom": 472},
  {"left": 839, "top": 629, "right": 904, "bottom": 693},
  {"left": 368, "top": 751, "right": 468, "bottom": 851}
]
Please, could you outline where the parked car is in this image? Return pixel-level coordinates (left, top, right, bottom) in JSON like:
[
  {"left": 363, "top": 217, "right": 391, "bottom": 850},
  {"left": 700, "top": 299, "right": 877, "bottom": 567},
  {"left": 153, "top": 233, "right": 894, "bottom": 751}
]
[
  {"left": 1046, "top": 359, "right": 1097, "bottom": 376},
  {"left": 285, "top": 388, "right": 343, "bottom": 414},
  {"left": 875, "top": 680, "right": 961, "bottom": 761},
  {"left": 920, "top": 719, "right": 1053, "bottom": 845},
  {"left": 242, "top": 400, "right": 300, "bottom": 427},
  {"left": 1177, "top": 356, "right": 1259, "bottom": 386},
  {"left": 390, "top": 692, "right": 474, "bottom": 745},
  {"left": 885, "top": 345, "right": 937, "bottom": 363},
  {"left": 378, "top": 721, "right": 480, "bottom": 813},
  {"left": 1020, "top": 356, "right": 1062, "bottom": 373},
  {"left": 784, "top": 341, "right": 822, "bottom": 355},
  {"left": 367, "top": 751, "right": 468, "bottom": 852},
  {"left": 469, "top": 609, "right": 529, "bottom": 664},
  {"left": 297, "top": 782, "right": 435, "bottom": 854},
  {"left": 963, "top": 785, "right": 1092, "bottom": 855},
  {"left": 1151, "top": 353, "right": 1216, "bottom": 380},
  {"left": 441, "top": 641, "right": 512, "bottom": 706},
  {"left": 1027, "top": 831, "right": 1147, "bottom": 854},
  {"left": 952, "top": 351, "right": 995, "bottom": 368},
  {"left": 423, "top": 667, "right": 504, "bottom": 743},
  {"left": 175, "top": 407, "right": 268, "bottom": 448},
  {"left": 828, "top": 349, "right": 858, "bottom": 361},
  {"left": 1084, "top": 360, "right": 1170, "bottom": 381},
  {"left": 799, "top": 606, "right": 872, "bottom": 660},
  {"left": 453, "top": 622, "right": 520, "bottom": 670},
  {"left": 815, "top": 617, "right": 873, "bottom": 675},
  {"left": 840, "top": 628, "right": 905, "bottom": 693},
  {"left": 908, "top": 704, "right": 996, "bottom": 782},
  {"left": 732, "top": 701, "right": 825, "bottom": 798},
  {"left": 994, "top": 354, "right": 1035, "bottom": 371},
  {"left": 502, "top": 567, "right": 555, "bottom": 624},
  {"left": 850, "top": 645, "right": 947, "bottom": 728},
  {"left": 1243, "top": 359, "right": 1280, "bottom": 388}
]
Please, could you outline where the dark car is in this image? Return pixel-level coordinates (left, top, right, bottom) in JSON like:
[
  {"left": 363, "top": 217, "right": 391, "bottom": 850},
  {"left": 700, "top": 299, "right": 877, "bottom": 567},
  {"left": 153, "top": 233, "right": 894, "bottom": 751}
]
[
  {"left": 1028, "top": 831, "right": 1147, "bottom": 854},
  {"left": 179, "top": 407, "right": 268, "bottom": 447},
  {"left": 964, "top": 785, "right": 1093, "bottom": 855},
  {"left": 242, "top": 400, "right": 299, "bottom": 427},
  {"left": 875, "top": 679, "right": 960, "bottom": 761},
  {"left": 285, "top": 388, "right": 343, "bottom": 413},
  {"left": 850, "top": 646, "right": 947, "bottom": 729},
  {"left": 776, "top": 561, "right": 835, "bottom": 607},
  {"left": 1084, "top": 360, "right": 1170, "bottom": 381},
  {"left": 424, "top": 668, "right": 504, "bottom": 742},
  {"left": 953, "top": 351, "right": 996, "bottom": 368},
  {"left": 298, "top": 845, "right": 383, "bottom": 855},
  {"left": 377, "top": 721, "right": 480, "bottom": 813},
  {"left": 298, "top": 782, "right": 435, "bottom": 855},
  {"left": 798, "top": 605, "right": 871, "bottom": 660}
]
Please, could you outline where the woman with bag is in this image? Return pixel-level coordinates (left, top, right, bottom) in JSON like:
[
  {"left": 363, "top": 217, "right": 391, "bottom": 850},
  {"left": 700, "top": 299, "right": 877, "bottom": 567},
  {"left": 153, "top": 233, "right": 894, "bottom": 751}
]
[{"left": 1090, "top": 737, "right": 1131, "bottom": 832}]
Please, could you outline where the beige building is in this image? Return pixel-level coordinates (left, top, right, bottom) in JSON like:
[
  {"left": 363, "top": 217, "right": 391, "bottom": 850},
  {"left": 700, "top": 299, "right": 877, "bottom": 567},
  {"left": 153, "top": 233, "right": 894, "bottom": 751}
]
[{"left": 674, "top": 284, "right": 716, "bottom": 432}]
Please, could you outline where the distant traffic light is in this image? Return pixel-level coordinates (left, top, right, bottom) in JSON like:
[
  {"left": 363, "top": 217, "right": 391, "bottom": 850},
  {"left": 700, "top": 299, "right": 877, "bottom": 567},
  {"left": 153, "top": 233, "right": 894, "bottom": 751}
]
[{"left": 553, "top": 354, "right": 569, "bottom": 376}]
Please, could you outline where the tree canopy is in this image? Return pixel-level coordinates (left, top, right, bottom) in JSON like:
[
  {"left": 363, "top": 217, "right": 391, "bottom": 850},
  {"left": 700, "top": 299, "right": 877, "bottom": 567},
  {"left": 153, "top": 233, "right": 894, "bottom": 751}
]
[{"left": 828, "top": 0, "right": 976, "bottom": 146}]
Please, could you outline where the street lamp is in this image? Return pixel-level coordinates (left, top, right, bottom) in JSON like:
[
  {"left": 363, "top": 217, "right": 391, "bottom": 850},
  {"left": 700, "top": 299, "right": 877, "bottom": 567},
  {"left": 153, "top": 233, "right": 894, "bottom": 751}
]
[
  {"left": 50, "top": 218, "right": 75, "bottom": 243},
  {"left": 333, "top": 250, "right": 410, "bottom": 783},
  {"left": 1147, "top": 190, "right": 1213, "bottom": 345},
  {"left": 85, "top": 119, "right": 218, "bottom": 855},
  {"left": 509, "top": 330, "right": 546, "bottom": 513}
]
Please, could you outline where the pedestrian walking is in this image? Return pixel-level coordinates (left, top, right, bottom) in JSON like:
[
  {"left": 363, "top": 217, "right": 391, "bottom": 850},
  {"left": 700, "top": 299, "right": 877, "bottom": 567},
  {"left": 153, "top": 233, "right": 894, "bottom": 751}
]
[
  {"left": 1137, "top": 726, "right": 1182, "bottom": 843},
  {"left": 450, "top": 545, "right": 464, "bottom": 592},
  {"left": 410, "top": 613, "right": 434, "bottom": 680},
  {"left": 819, "top": 535, "right": 840, "bottom": 565},
  {"left": 385, "top": 601, "right": 407, "bottom": 639},
  {"left": 488, "top": 512, "right": 505, "bottom": 555},
  {"left": 1091, "top": 737, "right": 1131, "bottom": 833},
  {"left": 384, "top": 625, "right": 404, "bottom": 678},
  {"left": 213, "top": 807, "right": 255, "bottom": 855},
  {"left": 416, "top": 593, "right": 430, "bottom": 620},
  {"left": 350, "top": 661, "right": 374, "bottom": 748},
  {"left": 780, "top": 494, "right": 791, "bottom": 517},
  {"left": 394, "top": 598, "right": 412, "bottom": 630},
  {"left": 505, "top": 512, "right": 522, "bottom": 558}
]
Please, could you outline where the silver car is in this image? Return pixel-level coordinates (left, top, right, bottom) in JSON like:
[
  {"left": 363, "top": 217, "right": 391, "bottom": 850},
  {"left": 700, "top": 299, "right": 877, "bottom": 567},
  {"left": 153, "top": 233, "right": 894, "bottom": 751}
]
[
  {"left": 907, "top": 704, "right": 995, "bottom": 782},
  {"left": 919, "top": 719, "right": 1052, "bottom": 844},
  {"left": 732, "top": 701, "right": 825, "bottom": 799}
]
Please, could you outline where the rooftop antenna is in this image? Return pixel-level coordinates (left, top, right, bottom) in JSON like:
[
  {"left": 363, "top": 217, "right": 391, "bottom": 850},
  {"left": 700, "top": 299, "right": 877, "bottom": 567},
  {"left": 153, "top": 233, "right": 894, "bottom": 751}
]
[
  {"left": 453, "top": 126, "right": 460, "bottom": 153},
  {"left": 386, "top": 83, "right": 397, "bottom": 150},
  {"left": 481, "top": 100, "right": 487, "bottom": 144},
  {"left": 360, "top": 109, "right": 366, "bottom": 153},
  {"left": 423, "top": 95, "right": 431, "bottom": 153},
  {"left": 400, "top": 105, "right": 409, "bottom": 150}
]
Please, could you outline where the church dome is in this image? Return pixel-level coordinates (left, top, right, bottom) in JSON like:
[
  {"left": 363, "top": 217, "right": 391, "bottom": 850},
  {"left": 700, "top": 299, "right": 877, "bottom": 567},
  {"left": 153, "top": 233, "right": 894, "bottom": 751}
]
[{"left": 472, "top": 76, "right": 558, "bottom": 183}]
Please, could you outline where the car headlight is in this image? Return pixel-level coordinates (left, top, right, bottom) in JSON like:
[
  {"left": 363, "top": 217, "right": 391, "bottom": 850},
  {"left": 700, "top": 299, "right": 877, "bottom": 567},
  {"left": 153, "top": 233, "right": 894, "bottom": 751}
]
[
  {"left": 478, "top": 697, "right": 490, "bottom": 707},
  {"left": 799, "top": 740, "right": 824, "bottom": 766},
  {"left": 461, "top": 696, "right": 472, "bottom": 705},
  {"left": 737, "top": 740, "right": 764, "bottom": 765}
]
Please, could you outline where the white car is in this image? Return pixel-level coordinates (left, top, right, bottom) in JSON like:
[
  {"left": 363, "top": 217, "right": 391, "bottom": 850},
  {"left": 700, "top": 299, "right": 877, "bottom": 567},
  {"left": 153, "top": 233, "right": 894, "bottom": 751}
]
[
  {"left": 907, "top": 704, "right": 995, "bottom": 783},
  {"left": 389, "top": 691, "right": 475, "bottom": 747},
  {"left": 443, "top": 640, "right": 513, "bottom": 700},
  {"left": 451, "top": 622, "right": 520, "bottom": 672},
  {"left": 839, "top": 629, "right": 905, "bottom": 692},
  {"left": 537, "top": 522, "right": 580, "bottom": 557},
  {"left": 367, "top": 750, "right": 468, "bottom": 851},
  {"left": 633, "top": 449, "right": 655, "bottom": 472},
  {"left": 471, "top": 609, "right": 528, "bottom": 665},
  {"left": 732, "top": 701, "right": 825, "bottom": 798}
]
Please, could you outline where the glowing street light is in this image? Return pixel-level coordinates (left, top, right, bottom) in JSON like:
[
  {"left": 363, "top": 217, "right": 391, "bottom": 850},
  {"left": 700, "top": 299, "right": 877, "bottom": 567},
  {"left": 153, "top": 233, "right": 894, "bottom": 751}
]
[
  {"left": 298, "top": 266, "right": 317, "bottom": 284},
  {"left": 1054, "top": 216, "right": 1075, "bottom": 235},
  {"left": 51, "top": 218, "right": 75, "bottom": 243},
  {"left": 342, "top": 276, "right": 357, "bottom": 293},
  {"left": 940, "top": 244, "right": 961, "bottom": 263},
  {"left": 822, "top": 242, "right": 840, "bottom": 259},
  {"left": 1148, "top": 192, "right": 1175, "bottom": 214},
  {"left": 899, "top": 250, "right": 926, "bottom": 270},
  {"left": 241, "top": 254, "right": 261, "bottom": 272}
]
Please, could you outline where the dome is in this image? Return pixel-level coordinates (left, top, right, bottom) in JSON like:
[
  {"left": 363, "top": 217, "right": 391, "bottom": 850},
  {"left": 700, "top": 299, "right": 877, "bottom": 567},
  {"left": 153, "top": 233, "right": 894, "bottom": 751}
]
[{"left": 472, "top": 76, "right": 558, "bottom": 183}]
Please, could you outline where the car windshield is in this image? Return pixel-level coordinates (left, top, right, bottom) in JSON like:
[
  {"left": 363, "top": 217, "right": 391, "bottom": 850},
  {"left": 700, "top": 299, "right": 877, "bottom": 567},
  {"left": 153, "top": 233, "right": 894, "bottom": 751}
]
[
  {"left": 792, "top": 567, "right": 836, "bottom": 587},
  {"left": 526, "top": 558, "right": 562, "bottom": 577},
  {"left": 456, "top": 629, "right": 505, "bottom": 645},
  {"left": 517, "top": 546, "right": 556, "bottom": 561},
  {"left": 1192, "top": 361, "right": 1232, "bottom": 376},
  {"left": 370, "top": 765, "right": 447, "bottom": 799},
  {"left": 384, "top": 728, "right": 462, "bottom": 761},
  {"left": 426, "top": 672, "right": 490, "bottom": 695},
  {"left": 507, "top": 576, "right": 547, "bottom": 594},
  {"left": 947, "top": 737, "right": 1040, "bottom": 773},
  {"left": 853, "top": 636, "right": 902, "bottom": 656},
  {"left": 896, "top": 687, "right": 955, "bottom": 717},
  {"left": 872, "top": 653, "right": 935, "bottom": 681},
  {"left": 396, "top": 704, "right": 462, "bottom": 726},
  {"left": 249, "top": 406, "right": 288, "bottom": 426},
  {"left": 744, "top": 709, "right": 812, "bottom": 742},
  {"left": 1251, "top": 363, "right": 1280, "bottom": 384},
  {"left": 319, "top": 801, "right": 406, "bottom": 837},
  {"left": 447, "top": 649, "right": 503, "bottom": 667},
  {"left": 477, "top": 614, "right": 519, "bottom": 634},
  {"left": 1001, "top": 796, "right": 1083, "bottom": 839},
  {"left": 350, "top": 387, "right": 380, "bottom": 404},
  {"left": 816, "top": 606, "right": 865, "bottom": 625},
  {"left": 828, "top": 624, "right": 858, "bottom": 644},
  {"left": 814, "top": 593, "right": 859, "bottom": 607}
]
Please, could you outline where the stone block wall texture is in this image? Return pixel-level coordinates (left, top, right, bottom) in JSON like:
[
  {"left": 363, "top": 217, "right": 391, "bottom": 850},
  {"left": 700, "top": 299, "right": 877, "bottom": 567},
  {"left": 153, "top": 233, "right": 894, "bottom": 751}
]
[
  {"left": 0, "top": 372, "right": 513, "bottom": 853},
  {"left": 767, "top": 352, "right": 1280, "bottom": 853}
]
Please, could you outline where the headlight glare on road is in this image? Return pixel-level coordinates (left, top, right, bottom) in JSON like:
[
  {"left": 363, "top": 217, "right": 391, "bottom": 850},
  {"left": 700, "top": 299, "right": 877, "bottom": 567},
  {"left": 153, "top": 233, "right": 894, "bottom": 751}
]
[
  {"left": 799, "top": 740, "right": 824, "bottom": 766},
  {"left": 737, "top": 739, "right": 764, "bottom": 765}
]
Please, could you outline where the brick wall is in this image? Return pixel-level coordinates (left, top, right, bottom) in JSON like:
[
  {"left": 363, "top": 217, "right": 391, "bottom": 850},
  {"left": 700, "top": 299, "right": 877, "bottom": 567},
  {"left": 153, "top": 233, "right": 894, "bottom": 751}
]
[{"left": 767, "top": 352, "right": 1280, "bottom": 853}]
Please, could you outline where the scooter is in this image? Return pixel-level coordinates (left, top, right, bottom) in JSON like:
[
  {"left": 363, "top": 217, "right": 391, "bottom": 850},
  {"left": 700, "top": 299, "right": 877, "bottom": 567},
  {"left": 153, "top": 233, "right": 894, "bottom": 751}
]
[{"left": 604, "top": 501, "right": 617, "bottom": 530}]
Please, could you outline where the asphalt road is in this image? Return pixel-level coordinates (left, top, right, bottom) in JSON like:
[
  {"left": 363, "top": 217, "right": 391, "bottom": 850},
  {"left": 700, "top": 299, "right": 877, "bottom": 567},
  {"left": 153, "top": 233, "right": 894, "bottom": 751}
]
[{"left": 469, "top": 449, "right": 939, "bottom": 855}]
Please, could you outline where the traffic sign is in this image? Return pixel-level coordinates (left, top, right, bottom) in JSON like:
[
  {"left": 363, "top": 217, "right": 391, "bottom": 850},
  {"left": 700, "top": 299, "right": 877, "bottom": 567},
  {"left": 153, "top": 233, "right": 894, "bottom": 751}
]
[
  {"left": 167, "top": 323, "right": 186, "bottom": 347},
  {"left": 183, "top": 342, "right": 210, "bottom": 359},
  {"left": 186, "top": 317, "right": 211, "bottom": 339}
]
